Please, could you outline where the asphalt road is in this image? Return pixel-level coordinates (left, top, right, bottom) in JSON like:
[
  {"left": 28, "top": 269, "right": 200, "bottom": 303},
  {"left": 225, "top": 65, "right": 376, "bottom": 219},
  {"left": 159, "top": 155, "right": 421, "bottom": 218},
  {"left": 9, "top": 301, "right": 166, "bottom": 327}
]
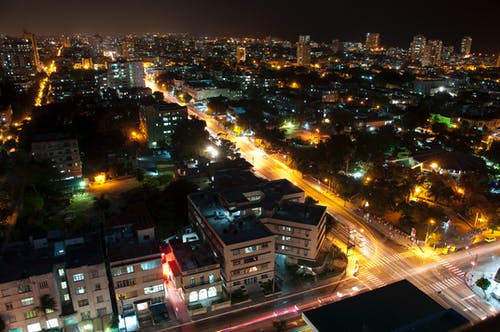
[{"left": 145, "top": 77, "right": 500, "bottom": 331}]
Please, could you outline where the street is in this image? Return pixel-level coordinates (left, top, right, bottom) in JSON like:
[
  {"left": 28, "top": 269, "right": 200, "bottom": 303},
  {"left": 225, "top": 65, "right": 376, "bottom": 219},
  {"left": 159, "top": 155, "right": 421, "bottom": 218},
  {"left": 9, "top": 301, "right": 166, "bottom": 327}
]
[{"left": 145, "top": 77, "right": 500, "bottom": 331}]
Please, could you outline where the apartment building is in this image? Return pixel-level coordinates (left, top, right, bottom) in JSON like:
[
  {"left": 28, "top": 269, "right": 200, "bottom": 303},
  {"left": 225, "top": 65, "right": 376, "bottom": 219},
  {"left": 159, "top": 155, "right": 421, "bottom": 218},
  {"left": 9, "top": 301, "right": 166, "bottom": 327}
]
[
  {"left": 161, "top": 240, "right": 222, "bottom": 307},
  {"left": 31, "top": 134, "right": 83, "bottom": 182},
  {"left": 187, "top": 179, "right": 306, "bottom": 293},
  {"left": 261, "top": 201, "right": 327, "bottom": 263},
  {"left": 139, "top": 103, "right": 188, "bottom": 148},
  {"left": 0, "top": 237, "right": 110, "bottom": 332}
]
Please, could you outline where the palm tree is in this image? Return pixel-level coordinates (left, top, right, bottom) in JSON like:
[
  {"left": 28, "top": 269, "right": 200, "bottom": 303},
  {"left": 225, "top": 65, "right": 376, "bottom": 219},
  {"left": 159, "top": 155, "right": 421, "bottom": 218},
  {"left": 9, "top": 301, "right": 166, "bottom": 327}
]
[{"left": 36, "top": 294, "right": 56, "bottom": 328}]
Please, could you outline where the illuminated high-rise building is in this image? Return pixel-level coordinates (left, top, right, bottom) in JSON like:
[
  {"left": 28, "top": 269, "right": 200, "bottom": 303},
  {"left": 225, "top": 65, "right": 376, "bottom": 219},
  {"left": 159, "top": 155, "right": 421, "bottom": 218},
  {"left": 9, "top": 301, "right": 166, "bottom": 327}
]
[
  {"left": 497, "top": 53, "right": 500, "bottom": 67},
  {"left": 236, "top": 45, "right": 246, "bottom": 63},
  {"left": 428, "top": 40, "right": 443, "bottom": 66},
  {"left": 296, "top": 35, "right": 311, "bottom": 66},
  {"left": 22, "top": 31, "right": 40, "bottom": 71},
  {"left": 441, "top": 46, "right": 454, "bottom": 62},
  {"left": 410, "top": 35, "right": 427, "bottom": 62},
  {"left": 365, "top": 32, "right": 380, "bottom": 51},
  {"left": 460, "top": 36, "right": 472, "bottom": 58},
  {"left": 120, "top": 38, "right": 135, "bottom": 59},
  {"left": 331, "top": 39, "right": 341, "bottom": 53},
  {"left": 0, "top": 37, "right": 36, "bottom": 80},
  {"left": 103, "top": 60, "right": 145, "bottom": 94}
]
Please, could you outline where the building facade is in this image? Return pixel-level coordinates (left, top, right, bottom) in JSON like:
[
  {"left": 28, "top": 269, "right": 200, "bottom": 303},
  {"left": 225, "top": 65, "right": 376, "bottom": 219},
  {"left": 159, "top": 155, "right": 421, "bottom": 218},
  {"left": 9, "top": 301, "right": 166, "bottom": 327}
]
[
  {"left": 103, "top": 61, "right": 145, "bottom": 95},
  {"left": 261, "top": 201, "right": 327, "bottom": 263},
  {"left": 297, "top": 35, "right": 311, "bottom": 66},
  {"left": 31, "top": 134, "right": 83, "bottom": 181},
  {"left": 139, "top": 103, "right": 188, "bottom": 148},
  {"left": 365, "top": 32, "right": 380, "bottom": 51},
  {"left": 460, "top": 36, "right": 472, "bottom": 58},
  {"left": 187, "top": 179, "right": 319, "bottom": 293},
  {"left": 161, "top": 240, "right": 222, "bottom": 308}
]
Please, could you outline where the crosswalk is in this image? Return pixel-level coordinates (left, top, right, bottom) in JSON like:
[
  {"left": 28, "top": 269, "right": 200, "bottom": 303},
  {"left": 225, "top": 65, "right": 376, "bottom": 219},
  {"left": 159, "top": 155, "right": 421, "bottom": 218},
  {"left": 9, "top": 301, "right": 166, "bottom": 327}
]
[
  {"left": 441, "top": 260, "right": 466, "bottom": 278},
  {"left": 362, "top": 271, "right": 386, "bottom": 289},
  {"left": 361, "top": 252, "right": 410, "bottom": 271},
  {"left": 421, "top": 275, "right": 465, "bottom": 293}
]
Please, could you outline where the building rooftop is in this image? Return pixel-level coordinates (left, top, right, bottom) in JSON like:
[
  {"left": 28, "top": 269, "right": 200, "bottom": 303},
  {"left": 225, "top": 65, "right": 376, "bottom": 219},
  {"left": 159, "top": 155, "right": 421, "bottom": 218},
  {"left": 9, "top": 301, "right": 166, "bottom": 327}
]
[
  {"left": 168, "top": 240, "right": 218, "bottom": 274},
  {"left": 108, "top": 201, "right": 155, "bottom": 231},
  {"left": 413, "top": 149, "right": 485, "bottom": 172},
  {"left": 32, "top": 133, "right": 76, "bottom": 143},
  {"left": 189, "top": 191, "right": 273, "bottom": 245},
  {"left": 272, "top": 201, "right": 326, "bottom": 226},
  {"left": 0, "top": 238, "right": 104, "bottom": 283},
  {"left": 303, "top": 279, "right": 468, "bottom": 332},
  {"left": 107, "top": 237, "right": 159, "bottom": 263}
]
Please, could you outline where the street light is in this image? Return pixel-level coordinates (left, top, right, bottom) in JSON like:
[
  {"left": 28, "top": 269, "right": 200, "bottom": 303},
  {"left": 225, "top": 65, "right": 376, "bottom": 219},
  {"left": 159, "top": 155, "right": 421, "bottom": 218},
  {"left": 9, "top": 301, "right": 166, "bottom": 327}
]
[{"left": 425, "top": 219, "right": 435, "bottom": 245}]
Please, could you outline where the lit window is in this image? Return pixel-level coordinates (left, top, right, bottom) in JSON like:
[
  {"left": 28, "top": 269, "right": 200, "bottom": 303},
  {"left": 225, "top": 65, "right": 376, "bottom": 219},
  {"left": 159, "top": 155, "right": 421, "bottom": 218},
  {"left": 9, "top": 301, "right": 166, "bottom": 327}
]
[
  {"left": 144, "top": 284, "right": 164, "bottom": 294},
  {"left": 73, "top": 273, "right": 84, "bottom": 282},
  {"left": 21, "top": 297, "right": 34, "bottom": 306},
  {"left": 136, "top": 302, "right": 148, "bottom": 311},
  {"left": 189, "top": 291, "right": 198, "bottom": 303},
  {"left": 63, "top": 294, "right": 70, "bottom": 301},
  {"left": 27, "top": 323, "right": 41, "bottom": 332},
  {"left": 18, "top": 285, "right": 31, "bottom": 293},
  {"left": 141, "top": 260, "right": 160, "bottom": 271},
  {"left": 24, "top": 310, "right": 38, "bottom": 319},
  {"left": 76, "top": 286, "right": 86, "bottom": 294},
  {"left": 46, "top": 318, "right": 59, "bottom": 328},
  {"left": 208, "top": 287, "right": 217, "bottom": 298},
  {"left": 60, "top": 282, "right": 67, "bottom": 289},
  {"left": 199, "top": 289, "right": 207, "bottom": 300}
]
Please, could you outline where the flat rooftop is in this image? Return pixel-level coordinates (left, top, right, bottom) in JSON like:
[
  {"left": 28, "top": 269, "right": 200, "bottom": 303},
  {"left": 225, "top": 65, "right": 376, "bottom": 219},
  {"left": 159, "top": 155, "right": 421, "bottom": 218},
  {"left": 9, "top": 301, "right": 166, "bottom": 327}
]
[
  {"left": 303, "top": 279, "right": 468, "bottom": 332},
  {"left": 0, "top": 238, "right": 103, "bottom": 283},
  {"left": 189, "top": 191, "right": 273, "bottom": 245},
  {"left": 272, "top": 201, "right": 326, "bottom": 226},
  {"left": 168, "top": 240, "right": 218, "bottom": 273}
]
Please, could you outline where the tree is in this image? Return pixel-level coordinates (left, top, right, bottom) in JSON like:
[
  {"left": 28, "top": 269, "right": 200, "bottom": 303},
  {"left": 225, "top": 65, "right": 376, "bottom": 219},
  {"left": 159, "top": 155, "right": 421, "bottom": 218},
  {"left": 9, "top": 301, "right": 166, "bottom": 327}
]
[
  {"left": 0, "top": 315, "right": 5, "bottom": 332},
  {"left": 171, "top": 118, "right": 210, "bottom": 159},
  {"left": 36, "top": 294, "right": 56, "bottom": 327},
  {"left": 475, "top": 277, "right": 491, "bottom": 299}
]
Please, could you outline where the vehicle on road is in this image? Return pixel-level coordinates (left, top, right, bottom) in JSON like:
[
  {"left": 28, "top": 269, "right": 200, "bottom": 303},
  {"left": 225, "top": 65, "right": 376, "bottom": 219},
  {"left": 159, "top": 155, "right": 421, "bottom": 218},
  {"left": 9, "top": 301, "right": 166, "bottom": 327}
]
[{"left": 484, "top": 236, "right": 497, "bottom": 243}]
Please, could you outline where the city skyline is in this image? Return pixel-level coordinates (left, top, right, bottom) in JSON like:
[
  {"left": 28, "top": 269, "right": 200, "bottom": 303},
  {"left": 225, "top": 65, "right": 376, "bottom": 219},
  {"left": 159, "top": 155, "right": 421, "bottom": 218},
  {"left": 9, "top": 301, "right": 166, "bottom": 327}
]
[{"left": 1, "top": 0, "right": 499, "bottom": 52}]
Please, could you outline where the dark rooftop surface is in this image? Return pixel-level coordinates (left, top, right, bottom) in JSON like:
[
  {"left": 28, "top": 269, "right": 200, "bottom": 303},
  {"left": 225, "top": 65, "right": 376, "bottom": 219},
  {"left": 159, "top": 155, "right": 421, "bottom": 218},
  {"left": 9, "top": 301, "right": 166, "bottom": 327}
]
[
  {"left": 413, "top": 149, "right": 485, "bottom": 171},
  {"left": 168, "top": 240, "right": 218, "bottom": 272},
  {"left": 108, "top": 201, "right": 155, "bottom": 231},
  {"left": 272, "top": 201, "right": 326, "bottom": 226},
  {"left": 189, "top": 178, "right": 304, "bottom": 245},
  {"left": 0, "top": 238, "right": 103, "bottom": 283},
  {"left": 107, "top": 238, "right": 159, "bottom": 262},
  {"left": 303, "top": 279, "right": 468, "bottom": 332},
  {"left": 32, "top": 132, "right": 75, "bottom": 142},
  {"left": 189, "top": 191, "right": 273, "bottom": 245}
]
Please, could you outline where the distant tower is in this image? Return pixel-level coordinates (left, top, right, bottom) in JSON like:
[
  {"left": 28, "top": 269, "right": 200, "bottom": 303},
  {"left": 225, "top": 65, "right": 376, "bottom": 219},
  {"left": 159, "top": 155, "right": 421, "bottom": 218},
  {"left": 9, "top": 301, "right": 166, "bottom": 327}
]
[
  {"left": 331, "top": 39, "right": 341, "bottom": 53},
  {"left": 365, "top": 32, "right": 380, "bottom": 51},
  {"left": 22, "top": 30, "right": 40, "bottom": 71},
  {"left": 428, "top": 40, "right": 443, "bottom": 66},
  {"left": 460, "top": 36, "right": 472, "bottom": 58},
  {"left": 441, "top": 46, "right": 454, "bottom": 62},
  {"left": 296, "top": 35, "right": 311, "bottom": 66},
  {"left": 410, "top": 35, "right": 427, "bottom": 62},
  {"left": 236, "top": 46, "right": 246, "bottom": 63}
]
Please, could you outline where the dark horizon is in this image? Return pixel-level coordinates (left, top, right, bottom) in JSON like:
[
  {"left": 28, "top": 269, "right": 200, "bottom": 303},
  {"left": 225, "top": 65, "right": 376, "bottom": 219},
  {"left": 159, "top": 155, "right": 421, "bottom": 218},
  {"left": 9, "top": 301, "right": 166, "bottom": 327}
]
[{"left": 1, "top": 0, "right": 499, "bottom": 52}]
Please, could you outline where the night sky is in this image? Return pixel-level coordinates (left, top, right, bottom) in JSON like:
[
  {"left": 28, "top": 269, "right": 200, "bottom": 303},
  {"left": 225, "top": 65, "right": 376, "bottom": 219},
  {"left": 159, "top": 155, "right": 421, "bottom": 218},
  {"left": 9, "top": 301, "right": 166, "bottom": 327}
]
[{"left": 1, "top": 0, "right": 499, "bottom": 52}]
